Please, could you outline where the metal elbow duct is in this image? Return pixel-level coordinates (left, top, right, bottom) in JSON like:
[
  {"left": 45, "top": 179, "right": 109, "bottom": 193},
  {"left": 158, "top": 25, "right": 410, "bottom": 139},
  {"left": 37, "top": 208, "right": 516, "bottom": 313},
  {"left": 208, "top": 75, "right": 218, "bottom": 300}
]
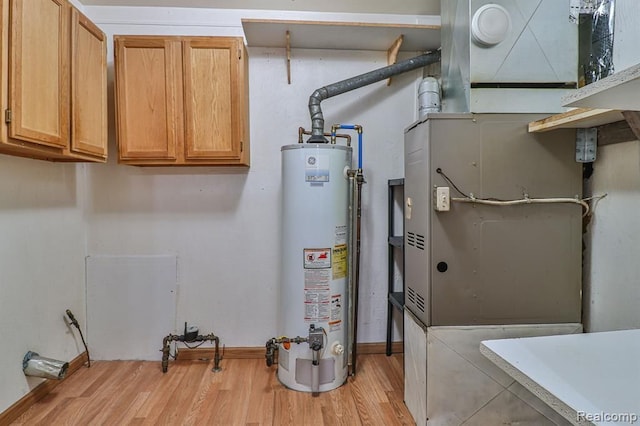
[
  {"left": 308, "top": 88, "right": 329, "bottom": 143},
  {"left": 307, "top": 49, "right": 441, "bottom": 143}
]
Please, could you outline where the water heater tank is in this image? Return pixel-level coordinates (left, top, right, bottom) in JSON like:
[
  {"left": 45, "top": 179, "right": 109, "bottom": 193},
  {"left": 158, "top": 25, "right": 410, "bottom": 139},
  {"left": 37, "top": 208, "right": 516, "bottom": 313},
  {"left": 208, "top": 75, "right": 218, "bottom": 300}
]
[{"left": 279, "top": 143, "right": 352, "bottom": 392}]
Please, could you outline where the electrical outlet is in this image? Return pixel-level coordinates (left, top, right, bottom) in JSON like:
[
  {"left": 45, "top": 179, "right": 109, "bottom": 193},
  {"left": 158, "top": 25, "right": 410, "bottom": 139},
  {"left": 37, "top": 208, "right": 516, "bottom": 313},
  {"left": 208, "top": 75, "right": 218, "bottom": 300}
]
[{"left": 434, "top": 187, "right": 450, "bottom": 211}]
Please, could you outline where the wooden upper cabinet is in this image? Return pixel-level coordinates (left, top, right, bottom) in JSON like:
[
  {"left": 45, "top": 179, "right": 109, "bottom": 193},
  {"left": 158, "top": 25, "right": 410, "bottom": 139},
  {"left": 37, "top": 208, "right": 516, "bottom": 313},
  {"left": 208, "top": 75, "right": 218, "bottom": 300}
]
[
  {"left": 71, "top": 8, "right": 107, "bottom": 158},
  {"left": 114, "top": 37, "right": 180, "bottom": 160},
  {"left": 0, "top": 0, "right": 107, "bottom": 162},
  {"left": 183, "top": 38, "right": 241, "bottom": 161},
  {"left": 114, "top": 35, "right": 250, "bottom": 166},
  {"left": 9, "top": 0, "right": 70, "bottom": 148}
]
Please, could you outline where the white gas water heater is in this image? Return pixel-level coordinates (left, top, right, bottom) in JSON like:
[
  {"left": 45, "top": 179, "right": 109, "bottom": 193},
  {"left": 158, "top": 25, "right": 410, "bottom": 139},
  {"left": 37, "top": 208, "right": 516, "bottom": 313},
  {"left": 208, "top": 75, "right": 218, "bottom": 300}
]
[
  {"left": 265, "top": 49, "right": 440, "bottom": 395},
  {"left": 278, "top": 141, "right": 353, "bottom": 392},
  {"left": 265, "top": 125, "right": 364, "bottom": 394}
]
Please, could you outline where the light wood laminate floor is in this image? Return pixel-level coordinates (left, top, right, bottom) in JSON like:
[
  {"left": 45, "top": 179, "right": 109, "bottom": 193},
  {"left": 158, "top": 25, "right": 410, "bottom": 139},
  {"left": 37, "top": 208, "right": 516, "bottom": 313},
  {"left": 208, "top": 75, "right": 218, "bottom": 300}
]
[{"left": 11, "top": 354, "right": 414, "bottom": 425}]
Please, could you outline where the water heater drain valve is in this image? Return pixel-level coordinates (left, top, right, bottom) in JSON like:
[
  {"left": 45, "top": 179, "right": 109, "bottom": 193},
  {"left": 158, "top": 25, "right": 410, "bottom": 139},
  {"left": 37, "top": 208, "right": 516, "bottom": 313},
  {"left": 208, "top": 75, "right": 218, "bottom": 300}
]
[{"left": 331, "top": 342, "right": 344, "bottom": 355}]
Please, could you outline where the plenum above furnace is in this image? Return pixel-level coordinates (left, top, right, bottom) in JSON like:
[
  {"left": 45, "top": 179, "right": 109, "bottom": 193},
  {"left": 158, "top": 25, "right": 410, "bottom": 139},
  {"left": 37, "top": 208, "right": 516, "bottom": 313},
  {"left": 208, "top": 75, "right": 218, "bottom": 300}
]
[{"left": 441, "top": 0, "right": 578, "bottom": 114}]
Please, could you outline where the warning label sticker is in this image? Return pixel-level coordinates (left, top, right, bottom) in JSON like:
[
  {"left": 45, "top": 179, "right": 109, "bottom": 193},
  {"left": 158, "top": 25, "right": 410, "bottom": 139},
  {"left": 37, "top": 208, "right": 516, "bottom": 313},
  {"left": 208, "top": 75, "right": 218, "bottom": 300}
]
[
  {"left": 305, "top": 300, "right": 330, "bottom": 322},
  {"left": 304, "top": 269, "right": 330, "bottom": 289},
  {"left": 302, "top": 248, "right": 341, "bottom": 323},
  {"left": 304, "top": 267, "right": 330, "bottom": 322},
  {"left": 330, "top": 294, "right": 342, "bottom": 321},
  {"left": 332, "top": 244, "right": 348, "bottom": 280},
  {"left": 305, "top": 289, "right": 330, "bottom": 303},
  {"left": 335, "top": 225, "right": 347, "bottom": 245},
  {"left": 303, "top": 248, "right": 331, "bottom": 269}
]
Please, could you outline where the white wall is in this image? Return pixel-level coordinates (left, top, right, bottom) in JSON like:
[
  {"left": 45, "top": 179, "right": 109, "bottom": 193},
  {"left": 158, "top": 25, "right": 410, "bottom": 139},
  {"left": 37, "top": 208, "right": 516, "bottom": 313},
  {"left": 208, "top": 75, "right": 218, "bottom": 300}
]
[
  {"left": 0, "top": 0, "right": 90, "bottom": 413},
  {"left": 0, "top": 157, "right": 87, "bottom": 412},
  {"left": 583, "top": 0, "right": 640, "bottom": 332},
  {"left": 0, "top": 4, "right": 422, "bottom": 411},
  {"left": 584, "top": 142, "right": 640, "bottom": 332},
  {"left": 83, "top": 6, "right": 421, "bottom": 351}
]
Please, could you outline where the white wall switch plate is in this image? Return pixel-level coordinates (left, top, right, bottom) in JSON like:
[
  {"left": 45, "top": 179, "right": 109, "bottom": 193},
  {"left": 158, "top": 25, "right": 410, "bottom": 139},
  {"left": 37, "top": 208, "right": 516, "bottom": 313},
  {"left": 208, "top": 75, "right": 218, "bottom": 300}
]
[{"left": 435, "top": 187, "right": 450, "bottom": 211}]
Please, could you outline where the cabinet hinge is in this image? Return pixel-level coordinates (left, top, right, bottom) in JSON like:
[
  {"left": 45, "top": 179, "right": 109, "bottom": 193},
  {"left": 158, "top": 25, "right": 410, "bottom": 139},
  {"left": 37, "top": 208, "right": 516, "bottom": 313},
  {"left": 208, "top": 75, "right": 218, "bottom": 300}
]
[{"left": 4, "top": 109, "right": 11, "bottom": 124}]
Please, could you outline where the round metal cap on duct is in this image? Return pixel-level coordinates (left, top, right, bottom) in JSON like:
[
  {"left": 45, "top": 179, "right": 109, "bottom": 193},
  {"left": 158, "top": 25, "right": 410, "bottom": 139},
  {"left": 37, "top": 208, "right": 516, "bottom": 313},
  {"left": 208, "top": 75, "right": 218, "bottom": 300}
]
[{"left": 471, "top": 4, "right": 512, "bottom": 46}]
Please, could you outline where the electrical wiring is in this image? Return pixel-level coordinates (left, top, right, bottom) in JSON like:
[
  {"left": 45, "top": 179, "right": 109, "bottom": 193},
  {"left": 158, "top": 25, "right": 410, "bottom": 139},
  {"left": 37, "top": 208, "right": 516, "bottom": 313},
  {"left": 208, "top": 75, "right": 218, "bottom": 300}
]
[
  {"left": 582, "top": 193, "right": 608, "bottom": 214},
  {"left": 451, "top": 196, "right": 591, "bottom": 217},
  {"left": 451, "top": 193, "right": 609, "bottom": 217},
  {"left": 437, "top": 167, "right": 607, "bottom": 218},
  {"left": 436, "top": 168, "right": 469, "bottom": 198}
]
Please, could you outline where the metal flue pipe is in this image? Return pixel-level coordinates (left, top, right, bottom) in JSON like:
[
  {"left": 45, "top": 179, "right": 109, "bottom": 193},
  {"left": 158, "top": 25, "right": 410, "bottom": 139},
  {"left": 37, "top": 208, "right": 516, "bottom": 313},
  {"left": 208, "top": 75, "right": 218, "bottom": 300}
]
[{"left": 307, "top": 50, "right": 441, "bottom": 143}]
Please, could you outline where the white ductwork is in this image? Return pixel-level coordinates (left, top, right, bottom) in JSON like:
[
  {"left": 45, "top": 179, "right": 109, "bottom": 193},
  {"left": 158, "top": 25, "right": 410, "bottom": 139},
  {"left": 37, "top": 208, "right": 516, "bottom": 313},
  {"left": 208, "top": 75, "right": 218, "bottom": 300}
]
[{"left": 441, "top": 0, "right": 578, "bottom": 113}]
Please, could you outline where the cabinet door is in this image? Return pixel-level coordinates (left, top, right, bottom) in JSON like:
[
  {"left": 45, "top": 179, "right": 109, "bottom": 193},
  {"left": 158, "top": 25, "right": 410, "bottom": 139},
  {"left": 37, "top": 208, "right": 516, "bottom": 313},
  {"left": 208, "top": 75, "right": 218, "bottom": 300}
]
[
  {"left": 114, "top": 37, "right": 181, "bottom": 160},
  {"left": 70, "top": 8, "right": 107, "bottom": 159},
  {"left": 182, "top": 38, "right": 244, "bottom": 161},
  {"left": 9, "top": 0, "right": 70, "bottom": 148}
]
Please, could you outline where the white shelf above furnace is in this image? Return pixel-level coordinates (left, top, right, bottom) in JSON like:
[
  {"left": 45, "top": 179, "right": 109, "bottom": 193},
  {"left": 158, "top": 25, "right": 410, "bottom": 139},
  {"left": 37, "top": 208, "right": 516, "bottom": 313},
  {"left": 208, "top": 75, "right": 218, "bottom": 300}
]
[
  {"left": 562, "top": 63, "right": 640, "bottom": 110},
  {"left": 529, "top": 64, "right": 640, "bottom": 135},
  {"left": 529, "top": 63, "right": 640, "bottom": 134},
  {"left": 241, "top": 18, "right": 441, "bottom": 52}
]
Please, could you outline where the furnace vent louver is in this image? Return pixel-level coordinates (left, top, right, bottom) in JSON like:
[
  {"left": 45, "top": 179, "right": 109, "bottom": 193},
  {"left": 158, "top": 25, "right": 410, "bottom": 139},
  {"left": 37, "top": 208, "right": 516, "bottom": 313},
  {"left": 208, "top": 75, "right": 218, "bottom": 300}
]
[
  {"left": 407, "top": 232, "right": 425, "bottom": 251},
  {"left": 416, "top": 293, "right": 426, "bottom": 313},
  {"left": 407, "top": 287, "right": 426, "bottom": 314},
  {"left": 407, "top": 287, "right": 416, "bottom": 305},
  {"left": 407, "top": 232, "right": 416, "bottom": 248}
]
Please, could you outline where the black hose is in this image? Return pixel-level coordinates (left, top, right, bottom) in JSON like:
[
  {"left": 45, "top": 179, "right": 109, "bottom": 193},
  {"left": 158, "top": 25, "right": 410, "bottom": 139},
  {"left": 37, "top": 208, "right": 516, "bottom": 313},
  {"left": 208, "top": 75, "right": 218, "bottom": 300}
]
[{"left": 66, "top": 309, "right": 91, "bottom": 368}]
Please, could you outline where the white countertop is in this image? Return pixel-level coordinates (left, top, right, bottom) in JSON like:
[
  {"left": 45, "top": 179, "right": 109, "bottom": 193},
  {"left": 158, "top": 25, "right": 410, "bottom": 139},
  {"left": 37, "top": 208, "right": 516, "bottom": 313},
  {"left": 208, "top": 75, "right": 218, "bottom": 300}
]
[{"left": 480, "top": 329, "right": 640, "bottom": 426}]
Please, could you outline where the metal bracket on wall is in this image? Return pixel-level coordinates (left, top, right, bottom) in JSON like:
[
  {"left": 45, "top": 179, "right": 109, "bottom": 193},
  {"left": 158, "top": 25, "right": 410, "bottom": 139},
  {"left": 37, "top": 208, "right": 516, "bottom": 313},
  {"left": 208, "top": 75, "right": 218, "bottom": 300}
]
[
  {"left": 386, "top": 35, "right": 403, "bottom": 86},
  {"left": 576, "top": 128, "right": 597, "bottom": 163}
]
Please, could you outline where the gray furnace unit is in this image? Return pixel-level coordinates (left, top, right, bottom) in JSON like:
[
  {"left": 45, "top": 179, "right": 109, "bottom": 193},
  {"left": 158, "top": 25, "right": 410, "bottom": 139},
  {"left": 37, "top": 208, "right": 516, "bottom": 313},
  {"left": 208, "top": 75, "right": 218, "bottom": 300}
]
[{"left": 404, "top": 113, "right": 582, "bottom": 327}]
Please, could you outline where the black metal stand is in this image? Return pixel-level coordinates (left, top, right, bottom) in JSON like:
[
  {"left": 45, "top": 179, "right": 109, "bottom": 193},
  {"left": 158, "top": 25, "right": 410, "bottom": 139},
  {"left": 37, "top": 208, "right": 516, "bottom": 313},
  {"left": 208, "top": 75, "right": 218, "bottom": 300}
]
[{"left": 386, "top": 178, "right": 405, "bottom": 356}]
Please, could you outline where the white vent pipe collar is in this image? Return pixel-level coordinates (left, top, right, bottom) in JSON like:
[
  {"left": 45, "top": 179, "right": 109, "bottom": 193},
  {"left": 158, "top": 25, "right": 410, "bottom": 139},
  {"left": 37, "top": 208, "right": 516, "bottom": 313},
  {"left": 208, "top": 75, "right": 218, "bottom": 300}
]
[{"left": 471, "top": 4, "right": 512, "bottom": 46}]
